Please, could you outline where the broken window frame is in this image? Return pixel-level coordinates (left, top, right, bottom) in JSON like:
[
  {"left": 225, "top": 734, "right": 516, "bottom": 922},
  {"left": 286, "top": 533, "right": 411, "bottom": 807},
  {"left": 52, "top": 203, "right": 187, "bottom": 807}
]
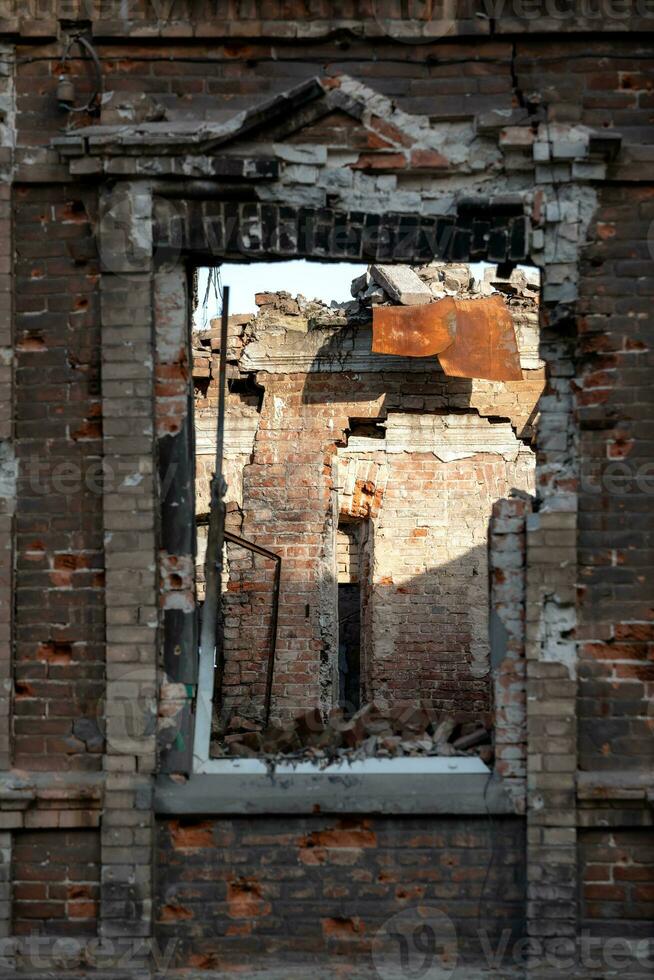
[{"left": 178, "top": 256, "right": 539, "bottom": 779}]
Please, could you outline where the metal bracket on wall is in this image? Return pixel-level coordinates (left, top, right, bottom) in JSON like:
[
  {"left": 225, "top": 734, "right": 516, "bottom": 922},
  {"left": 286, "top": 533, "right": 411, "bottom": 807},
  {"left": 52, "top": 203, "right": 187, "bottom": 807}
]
[{"left": 196, "top": 518, "right": 282, "bottom": 728}]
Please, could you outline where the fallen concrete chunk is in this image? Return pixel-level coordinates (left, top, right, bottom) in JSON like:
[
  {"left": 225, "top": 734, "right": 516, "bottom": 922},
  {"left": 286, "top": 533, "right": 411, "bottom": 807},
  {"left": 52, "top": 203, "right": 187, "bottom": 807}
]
[
  {"left": 362, "top": 282, "right": 386, "bottom": 304},
  {"left": 452, "top": 725, "right": 491, "bottom": 751},
  {"left": 350, "top": 271, "right": 370, "bottom": 297},
  {"left": 370, "top": 264, "right": 432, "bottom": 306}
]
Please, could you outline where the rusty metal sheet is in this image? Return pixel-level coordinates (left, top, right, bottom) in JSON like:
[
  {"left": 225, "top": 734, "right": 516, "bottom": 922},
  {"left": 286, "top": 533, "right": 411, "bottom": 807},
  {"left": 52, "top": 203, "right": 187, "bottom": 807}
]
[
  {"left": 437, "top": 294, "right": 523, "bottom": 382},
  {"left": 372, "top": 294, "right": 522, "bottom": 382},
  {"left": 372, "top": 303, "right": 456, "bottom": 357}
]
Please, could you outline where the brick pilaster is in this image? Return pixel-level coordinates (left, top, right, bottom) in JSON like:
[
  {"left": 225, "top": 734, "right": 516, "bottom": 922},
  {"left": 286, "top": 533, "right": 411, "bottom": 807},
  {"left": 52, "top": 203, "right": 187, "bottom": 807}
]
[
  {"left": 526, "top": 506, "right": 578, "bottom": 970},
  {"left": 0, "top": 42, "right": 15, "bottom": 776},
  {"left": 490, "top": 495, "right": 530, "bottom": 810},
  {"left": 98, "top": 183, "right": 157, "bottom": 943}
]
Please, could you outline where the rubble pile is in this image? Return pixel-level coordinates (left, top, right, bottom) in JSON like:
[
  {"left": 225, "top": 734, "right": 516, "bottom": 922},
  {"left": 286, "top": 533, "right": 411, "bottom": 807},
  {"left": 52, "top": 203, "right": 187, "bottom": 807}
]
[
  {"left": 349, "top": 262, "right": 539, "bottom": 309},
  {"left": 212, "top": 702, "right": 493, "bottom": 765},
  {"left": 192, "top": 263, "right": 540, "bottom": 362}
]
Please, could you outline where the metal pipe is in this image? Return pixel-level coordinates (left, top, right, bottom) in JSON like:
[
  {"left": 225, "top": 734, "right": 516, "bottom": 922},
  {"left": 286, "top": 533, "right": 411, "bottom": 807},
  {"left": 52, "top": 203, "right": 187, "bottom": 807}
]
[
  {"left": 215, "top": 286, "right": 229, "bottom": 491},
  {"left": 196, "top": 518, "right": 282, "bottom": 727},
  {"left": 264, "top": 552, "right": 281, "bottom": 726},
  {"left": 195, "top": 287, "right": 230, "bottom": 760}
]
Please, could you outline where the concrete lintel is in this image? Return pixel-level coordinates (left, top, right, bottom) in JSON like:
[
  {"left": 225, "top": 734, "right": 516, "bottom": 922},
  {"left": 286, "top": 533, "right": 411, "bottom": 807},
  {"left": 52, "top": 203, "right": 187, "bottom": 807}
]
[{"left": 155, "top": 770, "right": 516, "bottom": 816}]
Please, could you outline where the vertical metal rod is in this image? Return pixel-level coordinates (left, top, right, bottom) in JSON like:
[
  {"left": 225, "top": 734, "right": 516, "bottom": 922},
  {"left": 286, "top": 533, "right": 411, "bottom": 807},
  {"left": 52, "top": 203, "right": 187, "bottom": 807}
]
[
  {"left": 194, "top": 286, "right": 229, "bottom": 765},
  {"left": 214, "top": 285, "right": 229, "bottom": 501},
  {"left": 264, "top": 554, "right": 281, "bottom": 726}
]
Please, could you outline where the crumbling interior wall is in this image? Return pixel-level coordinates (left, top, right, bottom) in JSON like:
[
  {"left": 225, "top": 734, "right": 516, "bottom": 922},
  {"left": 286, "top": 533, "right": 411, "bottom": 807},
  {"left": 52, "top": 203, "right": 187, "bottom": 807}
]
[{"left": 192, "top": 265, "right": 544, "bottom": 756}]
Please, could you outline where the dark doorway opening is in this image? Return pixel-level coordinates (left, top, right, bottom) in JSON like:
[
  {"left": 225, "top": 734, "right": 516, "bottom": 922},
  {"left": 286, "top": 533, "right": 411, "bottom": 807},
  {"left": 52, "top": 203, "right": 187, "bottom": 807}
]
[{"left": 337, "top": 521, "right": 362, "bottom": 715}]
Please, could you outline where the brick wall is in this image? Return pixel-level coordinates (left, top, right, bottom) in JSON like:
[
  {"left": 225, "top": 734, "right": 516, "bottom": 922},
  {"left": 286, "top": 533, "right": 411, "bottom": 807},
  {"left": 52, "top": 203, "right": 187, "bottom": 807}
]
[
  {"left": 336, "top": 524, "right": 359, "bottom": 584},
  {"left": 210, "top": 361, "right": 539, "bottom": 736},
  {"left": 12, "top": 829, "right": 100, "bottom": 937},
  {"left": 197, "top": 284, "right": 542, "bottom": 738},
  {"left": 0, "top": 42, "right": 15, "bottom": 775},
  {"left": 156, "top": 814, "right": 526, "bottom": 968},
  {"left": 12, "top": 186, "right": 105, "bottom": 771},
  {"left": 577, "top": 185, "right": 654, "bottom": 777},
  {"left": 1, "top": 12, "right": 652, "bottom": 964},
  {"left": 579, "top": 829, "right": 654, "bottom": 939}
]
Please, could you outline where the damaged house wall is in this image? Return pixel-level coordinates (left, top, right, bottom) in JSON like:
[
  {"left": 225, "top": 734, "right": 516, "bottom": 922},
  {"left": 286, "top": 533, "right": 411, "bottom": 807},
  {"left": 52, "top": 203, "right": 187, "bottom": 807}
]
[
  {"left": 0, "top": 7, "right": 652, "bottom": 972},
  {"left": 193, "top": 265, "right": 544, "bottom": 757}
]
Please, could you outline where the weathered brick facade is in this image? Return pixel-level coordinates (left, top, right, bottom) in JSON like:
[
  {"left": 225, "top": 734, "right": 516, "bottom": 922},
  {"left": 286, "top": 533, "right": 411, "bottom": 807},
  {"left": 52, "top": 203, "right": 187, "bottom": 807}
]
[
  {"left": 0, "top": 3, "right": 651, "bottom": 976},
  {"left": 156, "top": 815, "right": 526, "bottom": 970}
]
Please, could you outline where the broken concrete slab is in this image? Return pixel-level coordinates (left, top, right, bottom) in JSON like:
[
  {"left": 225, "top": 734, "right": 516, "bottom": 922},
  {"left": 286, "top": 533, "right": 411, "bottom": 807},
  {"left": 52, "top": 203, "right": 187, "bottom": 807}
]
[
  {"left": 350, "top": 271, "right": 370, "bottom": 297},
  {"left": 370, "top": 264, "right": 432, "bottom": 305}
]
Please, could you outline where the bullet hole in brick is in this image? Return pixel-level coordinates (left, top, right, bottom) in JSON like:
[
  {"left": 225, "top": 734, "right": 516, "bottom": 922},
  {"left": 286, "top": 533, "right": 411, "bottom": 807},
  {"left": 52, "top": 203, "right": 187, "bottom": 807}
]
[
  {"left": 71, "top": 420, "right": 102, "bottom": 441},
  {"left": 67, "top": 884, "right": 93, "bottom": 900},
  {"left": 62, "top": 200, "right": 88, "bottom": 222},
  {"left": 14, "top": 681, "right": 35, "bottom": 698},
  {"left": 54, "top": 554, "right": 87, "bottom": 571},
  {"left": 17, "top": 332, "right": 46, "bottom": 352},
  {"left": 169, "top": 819, "right": 215, "bottom": 850},
  {"left": 321, "top": 916, "right": 363, "bottom": 939},
  {"left": 37, "top": 640, "right": 73, "bottom": 663},
  {"left": 160, "top": 903, "right": 193, "bottom": 921},
  {"left": 169, "top": 573, "right": 183, "bottom": 589},
  {"left": 188, "top": 954, "right": 220, "bottom": 970},
  {"left": 226, "top": 878, "right": 268, "bottom": 919}
]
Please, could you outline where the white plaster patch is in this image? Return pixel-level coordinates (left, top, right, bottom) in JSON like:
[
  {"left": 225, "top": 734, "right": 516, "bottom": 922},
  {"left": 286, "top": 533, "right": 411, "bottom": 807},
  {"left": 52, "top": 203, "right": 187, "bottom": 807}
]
[
  {"left": 0, "top": 442, "right": 16, "bottom": 501},
  {"left": 540, "top": 595, "right": 576, "bottom": 678},
  {"left": 122, "top": 472, "right": 144, "bottom": 487},
  {"left": 383, "top": 413, "right": 523, "bottom": 462}
]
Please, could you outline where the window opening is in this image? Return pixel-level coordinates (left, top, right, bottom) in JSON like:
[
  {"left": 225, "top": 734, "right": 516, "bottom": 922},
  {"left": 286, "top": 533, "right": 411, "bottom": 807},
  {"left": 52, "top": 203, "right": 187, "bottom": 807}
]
[{"left": 188, "top": 259, "right": 542, "bottom": 770}]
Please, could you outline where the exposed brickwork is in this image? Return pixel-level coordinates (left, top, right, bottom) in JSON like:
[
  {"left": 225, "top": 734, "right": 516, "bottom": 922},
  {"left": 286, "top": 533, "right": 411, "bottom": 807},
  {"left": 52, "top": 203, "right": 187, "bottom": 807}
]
[
  {"left": 0, "top": 42, "right": 15, "bottom": 780},
  {"left": 0, "top": 10, "right": 651, "bottom": 971},
  {"left": 209, "top": 359, "right": 538, "bottom": 735},
  {"left": 12, "top": 186, "right": 105, "bottom": 772},
  {"left": 156, "top": 815, "right": 526, "bottom": 968},
  {"left": 579, "top": 829, "right": 654, "bottom": 939},
  {"left": 192, "top": 279, "right": 542, "bottom": 744},
  {"left": 98, "top": 184, "right": 158, "bottom": 945},
  {"left": 12, "top": 829, "right": 100, "bottom": 937},
  {"left": 577, "top": 185, "right": 654, "bottom": 778},
  {"left": 490, "top": 497, "right": 529, "bottom": 804}
]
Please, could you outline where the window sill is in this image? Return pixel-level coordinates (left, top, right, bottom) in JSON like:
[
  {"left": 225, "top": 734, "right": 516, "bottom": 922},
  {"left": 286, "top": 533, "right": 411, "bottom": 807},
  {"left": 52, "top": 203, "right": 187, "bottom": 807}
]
[{"left": 155, "top": 757, "right": 519, "bottom": 815}]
